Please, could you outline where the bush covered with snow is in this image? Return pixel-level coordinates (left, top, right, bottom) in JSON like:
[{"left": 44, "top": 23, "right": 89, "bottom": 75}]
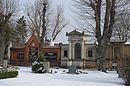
[
  {"left": 0, "top": 70, "right": 18, "bottom": 79},
  {"left": 32, "top": 61, "right": 46, "bottom": 73},
  {"left": 32, "top": 53, "right": 46, "bottom": 73},
  {"left": 0, "top": 66, "right": 19, "bottom": 79}
]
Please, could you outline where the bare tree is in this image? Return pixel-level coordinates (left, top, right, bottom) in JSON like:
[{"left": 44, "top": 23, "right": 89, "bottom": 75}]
[
  {"left": 0, "top": 0, "right": 20, "bottom": 64},
  {"left": 112, "top": 12, "right": 130, "bottom": 42},
  {"left": 27, "top": 0, "right": 68, "bottom": 44},
  {"left": 74, "top": 0, "right": 130, "bottom": 72},
  {"left": 27, "top": 0, "right": 48, "bottom": 44},
  {"left": 51, "top": 6, "right": 68, "bottom": 41}
]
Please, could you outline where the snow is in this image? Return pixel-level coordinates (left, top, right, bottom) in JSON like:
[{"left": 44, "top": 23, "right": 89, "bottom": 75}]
[
  {"left": 0, "top": 67, "right": 125, "bottom": 86},
  {"left": 125, "top": 41, "right": 130, "bottom": 44}
]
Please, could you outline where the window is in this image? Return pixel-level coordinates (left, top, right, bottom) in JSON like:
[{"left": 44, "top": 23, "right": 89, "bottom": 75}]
[
  {"left": 75, "top": 43, "right": 81, "bottom": 59},
  {"left": 17, "top": 53, "right": 24, "bottom": 59},
  {"left": 17, "top": 53, "right": 20, "bottom": 59},
  {"left": 21, "top": 54, "right": 24, "bottom": 59},
  {"left": 88, "top": 50, "right": 93, "bottom": 57},
  {"left": 64, "top": 50, "right": 68, "bottom": 57},
  {"left": 44, "top": 52, "right": 57, "bottom": 61}
]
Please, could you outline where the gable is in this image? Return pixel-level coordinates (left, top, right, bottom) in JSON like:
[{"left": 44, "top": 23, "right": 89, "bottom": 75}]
[
  {"left": 66, "top": 29, "right": 86, "bottom": 36},
  {"left": 26, "top": 31, "right": 39, "bottom": 47}
]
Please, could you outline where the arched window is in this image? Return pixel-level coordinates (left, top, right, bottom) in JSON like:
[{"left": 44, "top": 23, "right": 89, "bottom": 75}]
[{"left": 74, "top": 43, "right": 81, "bottom": 59}]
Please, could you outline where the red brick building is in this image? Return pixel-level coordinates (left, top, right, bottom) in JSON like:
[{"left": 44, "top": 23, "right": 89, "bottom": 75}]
[
  {"left": 10, "top": 32, "right": 61, "bottom": 66},
  {"left": 43, "top": 46, "right": 61, "bottom": 66}
]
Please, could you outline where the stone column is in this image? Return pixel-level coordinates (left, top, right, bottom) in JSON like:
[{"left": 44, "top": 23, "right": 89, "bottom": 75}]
[
  {"left": 68, "top": 41, "right": 72, "bottom": 66},
  {"left": 81, "top": 39, "right": 85, "bottom": 59},
  {"left": 69, "top": 41, "right": 72, "bottom": 59},
  {"left": 72, "top": 42, "right": 74, "bottom": 59}
]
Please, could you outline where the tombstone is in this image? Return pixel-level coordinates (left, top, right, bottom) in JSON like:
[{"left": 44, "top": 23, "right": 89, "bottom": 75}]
[
  {"left": 68, "top": 65, "right": 78, "bottom": 74},
  {"left": 3, "top": 60, "right": 8, "bottom": 68},
  {"left": 112, "top": 62, "right": 117, "bottom": 70},
  {"left": 43, "top": 61, "right": 50, "bottom": 73}
]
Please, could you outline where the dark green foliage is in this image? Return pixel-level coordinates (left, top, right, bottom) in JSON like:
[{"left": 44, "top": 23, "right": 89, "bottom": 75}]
[
  {"left": 0, "top": 71, "right": 18, "bottom": 79},
  {"left": 12, "top": 16, "right": 27, "bottom": 42},
  {"left": 32, "top": 53, "right": 46, "bottom": 73},
  {"left": 32, "top": 62, "right": 46, "bottom": 73},
  {"left": 37, "top": 52, "right": 46, "bottom": 62}
]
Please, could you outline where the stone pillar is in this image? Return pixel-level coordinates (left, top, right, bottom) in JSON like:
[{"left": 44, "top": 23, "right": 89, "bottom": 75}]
[
  {"left": 72, "top": 43, "right": 74, "bottom": 59},
  {"left": 69, "top": 41, "right": 71, "bottom": 59},
  {"left": 81, "top": 39, "right": 85, "bottom": 59},
  {"left": 81, "top": 38, "right": 86, "bottom": 69},
  {"left": 68, "top": 41, "right": 72, "bottom": 66}
]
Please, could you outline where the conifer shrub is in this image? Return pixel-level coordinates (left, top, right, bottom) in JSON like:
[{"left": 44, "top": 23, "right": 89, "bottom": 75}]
[
  {"left": 32, "top": 61, "right": 46, "bottom": 73},
  {"left": 32, "top": 52, "right": 46, "bottom": 73}
]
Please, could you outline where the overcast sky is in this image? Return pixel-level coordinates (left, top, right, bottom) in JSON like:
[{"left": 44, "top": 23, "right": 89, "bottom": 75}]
[
  {"left": 20, "top": 0, "right": 75, "bottom": 43},
  {"left": 52, "top": 0, "right": 75, "bottom": 43}
]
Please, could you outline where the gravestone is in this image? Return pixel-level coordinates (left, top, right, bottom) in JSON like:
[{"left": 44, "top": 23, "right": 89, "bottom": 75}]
[
  {"left": 3, "top": 60, "right": 8, "bottom": 68},
  {"left": 112, "top": 62, "right": 117, "bottom": 70},
  {"left": 43, "top": 61, "right": 50, "bottom": 73},
  {"left": 68, "top": 65, "right": 78, "bottom": 74}
]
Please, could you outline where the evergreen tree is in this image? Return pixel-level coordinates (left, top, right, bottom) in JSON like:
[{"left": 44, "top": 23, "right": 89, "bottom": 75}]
[{"left": 13, "top": 16, "right": 27, "bottom": 43}]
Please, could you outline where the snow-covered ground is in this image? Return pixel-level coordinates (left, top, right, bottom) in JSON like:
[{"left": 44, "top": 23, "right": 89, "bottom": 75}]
[{"left": 0, "top": 67, "right": 125, "bottom": 86}]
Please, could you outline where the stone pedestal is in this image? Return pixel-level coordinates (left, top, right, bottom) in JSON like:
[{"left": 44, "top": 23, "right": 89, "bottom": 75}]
[{"left": 67, "top": 61, "right": 72, "bottom": 66}]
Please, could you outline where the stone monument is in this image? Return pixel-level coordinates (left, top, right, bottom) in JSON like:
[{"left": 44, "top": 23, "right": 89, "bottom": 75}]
[{"left": 68, "top": 65, "right": 78, "bottom": 74}]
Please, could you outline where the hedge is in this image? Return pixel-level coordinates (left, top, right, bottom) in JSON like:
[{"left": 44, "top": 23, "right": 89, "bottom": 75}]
[{"left": 0, "top": 71, "right": 18, "bottom": 79}]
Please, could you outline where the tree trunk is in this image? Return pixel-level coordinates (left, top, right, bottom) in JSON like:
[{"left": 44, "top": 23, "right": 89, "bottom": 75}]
[
  {"left": 0, "top": 36, "right": 5, "bottom": 65},
  {"left": 40, "top": 4, "right": 47, "bottom": 44},
  {"left": 97, "top": 43, "right": 107, "bottom": 72}
]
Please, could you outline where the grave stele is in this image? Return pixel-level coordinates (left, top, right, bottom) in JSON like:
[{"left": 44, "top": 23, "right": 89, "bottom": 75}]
[
  {"left": 68, "top": 65, "right": 78, "bottom": 74},
  {"left": 3, "top": 60, "right": 8, "bottom": 68},
  {"left": 43, "top": 61, "right": 50, "bottom": 73}
]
